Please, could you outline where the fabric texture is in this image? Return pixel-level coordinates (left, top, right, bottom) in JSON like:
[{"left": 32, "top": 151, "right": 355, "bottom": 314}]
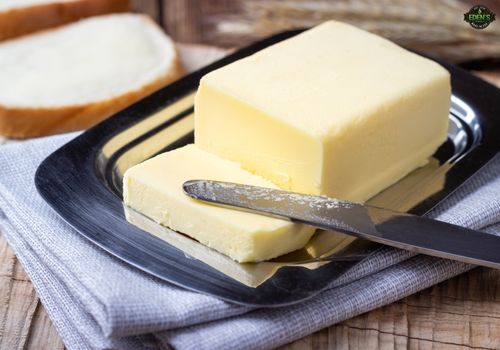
[{"left": 0, "top": 133, "right": 499, "bottom": 350}]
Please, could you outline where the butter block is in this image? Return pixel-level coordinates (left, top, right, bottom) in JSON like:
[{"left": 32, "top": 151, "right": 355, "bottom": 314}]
[
  {"left": 123, "top": 145, "right": 315, "bottom": 262},
  {"left": 195, "top": 21, "right": 451, "bottom": 202}
]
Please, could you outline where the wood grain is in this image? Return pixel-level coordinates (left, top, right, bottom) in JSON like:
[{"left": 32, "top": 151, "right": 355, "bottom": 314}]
[{"left": 24, "top": 303, "right": 65, "bottom": 350}]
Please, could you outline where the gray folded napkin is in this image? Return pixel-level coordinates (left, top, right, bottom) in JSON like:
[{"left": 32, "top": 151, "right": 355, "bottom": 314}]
[{"left": 0, "top": 133, "right": 499, "bottom": 350}]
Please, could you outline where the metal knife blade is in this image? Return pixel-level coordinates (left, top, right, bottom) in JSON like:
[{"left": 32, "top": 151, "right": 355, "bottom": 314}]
[{"left": 183, "top": 180, "right": 499, "bottom": 269}]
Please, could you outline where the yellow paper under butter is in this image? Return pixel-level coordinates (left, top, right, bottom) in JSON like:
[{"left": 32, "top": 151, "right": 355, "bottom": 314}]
[
  {"left": 123, "top": 145, "right": 315, "bottom": 262},
  {"left": 195, "top": 21, "right": 451, "bottom": 202}
]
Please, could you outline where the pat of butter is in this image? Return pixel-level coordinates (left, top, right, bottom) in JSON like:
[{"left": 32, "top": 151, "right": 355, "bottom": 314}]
[
  {"left": 195, "top": 21, "right": 451, "bottom": 202},
  {"left": 123, "top": 145, "right": 315, "bottom": 262}
]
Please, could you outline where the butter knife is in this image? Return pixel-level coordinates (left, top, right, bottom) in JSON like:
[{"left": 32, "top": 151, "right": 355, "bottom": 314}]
[{"left": 183, "top": 180, "right": 500, "bottom": 269}]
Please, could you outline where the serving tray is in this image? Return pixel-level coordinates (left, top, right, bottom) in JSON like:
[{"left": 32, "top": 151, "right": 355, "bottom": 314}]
[{"left": 35, "top": 30, "right": 500, "bottom": 306}]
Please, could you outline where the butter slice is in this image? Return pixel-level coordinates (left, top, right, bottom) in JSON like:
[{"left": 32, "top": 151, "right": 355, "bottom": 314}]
[
  {"left": 123, "top": 145, "right": 315, "bottom": 262},
  {"left": 195, "top": 21, "right": 451, "bottom": 202}
]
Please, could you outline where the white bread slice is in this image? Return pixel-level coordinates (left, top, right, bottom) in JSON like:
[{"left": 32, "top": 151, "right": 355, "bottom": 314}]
[
  {"left": 0, "top": 14, "right": 184, "bottom": 138},
  {"left": 0, "top": 0, "right": 129, "bottom": 41}
]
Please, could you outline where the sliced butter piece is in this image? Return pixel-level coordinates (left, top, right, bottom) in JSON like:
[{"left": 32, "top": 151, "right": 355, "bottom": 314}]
[
  {"left": 195, "top": 20, "right": 451, "bottom": 202},
  {"left": 123, "top": 144, "right": 315, "bottom": 262}
]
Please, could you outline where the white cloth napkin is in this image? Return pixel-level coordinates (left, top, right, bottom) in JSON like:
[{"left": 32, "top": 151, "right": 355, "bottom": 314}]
[{"left": 0, "top": 133, "right": 499, "bottom": 349}]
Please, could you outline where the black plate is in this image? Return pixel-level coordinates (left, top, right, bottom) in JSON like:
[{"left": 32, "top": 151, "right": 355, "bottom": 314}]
[{"left": 35, "top": 30, "right": 500, "bottom": 306}]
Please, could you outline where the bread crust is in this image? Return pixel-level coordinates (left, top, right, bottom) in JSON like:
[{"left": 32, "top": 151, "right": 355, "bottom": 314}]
[
  {"left": 0, "top": 55, "right": 184, "bottom": 139},
  {"left": 0, "top": 0, "right": 129, "bottom": 41}
]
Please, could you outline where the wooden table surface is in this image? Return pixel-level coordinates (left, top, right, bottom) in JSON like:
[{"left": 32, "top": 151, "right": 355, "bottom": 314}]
[{"left": 1, "top": 45, "right": 500, "bottom": 350}]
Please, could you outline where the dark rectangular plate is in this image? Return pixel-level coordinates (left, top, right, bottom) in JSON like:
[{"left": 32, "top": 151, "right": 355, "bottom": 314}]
[{"left": 35, "top": 30, "right": 500, "bottom": 306}]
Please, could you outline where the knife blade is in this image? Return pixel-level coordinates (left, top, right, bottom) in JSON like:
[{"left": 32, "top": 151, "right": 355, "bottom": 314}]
[{"left": 183, "top": 180, "right": 499, "bottom": 269}]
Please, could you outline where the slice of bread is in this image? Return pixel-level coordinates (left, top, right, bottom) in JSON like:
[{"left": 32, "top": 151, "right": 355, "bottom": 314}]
[
  {"left": 0, "top": 14, "right": 184, "bottom": 138},
  {"left": 0, "top": 0, "right": 129, "bottom": 41}
]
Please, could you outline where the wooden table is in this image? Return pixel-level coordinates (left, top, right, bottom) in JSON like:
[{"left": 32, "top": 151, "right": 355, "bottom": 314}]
[{"left": 1, "top": 46, "right": 500, "bottom": 350}]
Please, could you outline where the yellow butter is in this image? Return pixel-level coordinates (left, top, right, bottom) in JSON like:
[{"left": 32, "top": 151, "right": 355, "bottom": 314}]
[
  {"left": 195, "top": 21, "right": 450, "bottom": 202},
  {"left": 123, "top": 144, "right": 315, "bottom": 262}
]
